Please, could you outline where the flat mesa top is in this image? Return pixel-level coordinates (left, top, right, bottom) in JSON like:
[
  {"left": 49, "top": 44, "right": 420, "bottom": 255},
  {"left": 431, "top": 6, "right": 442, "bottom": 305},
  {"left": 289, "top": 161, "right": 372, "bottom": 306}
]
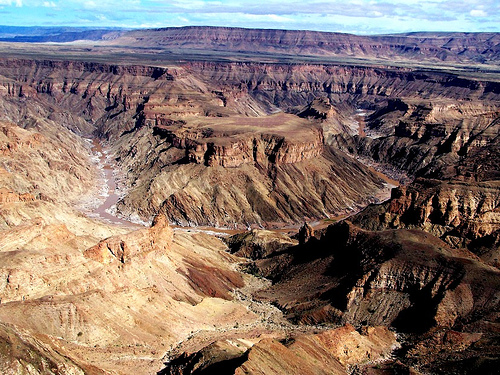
[{"left": 155, "top": 113, "right": 321, "bottom": 145}]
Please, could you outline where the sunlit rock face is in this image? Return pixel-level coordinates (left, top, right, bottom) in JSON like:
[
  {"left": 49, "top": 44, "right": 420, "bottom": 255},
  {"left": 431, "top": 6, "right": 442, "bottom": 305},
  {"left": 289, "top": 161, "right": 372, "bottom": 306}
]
[{"left": 0, "top": 28, "right": 499, "bottom": 374}]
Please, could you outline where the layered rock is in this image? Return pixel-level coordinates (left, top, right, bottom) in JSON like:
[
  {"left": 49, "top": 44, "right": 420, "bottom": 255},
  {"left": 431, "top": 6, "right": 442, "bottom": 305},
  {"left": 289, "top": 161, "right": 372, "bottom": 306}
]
[
  {"left": 225, "top": 219, "right": 500, "bottom": 373},
  {"left": 0, "top": 29, "right": 498, "bottom": 375},
  {"left": 109, "top": 27, "right": 500, "bottom": 65},
  {"left": 0, "top": 120, "right": 96, "bottom": 212},
  {"left": 345, "top": 99, "right": 500, "bottom": 179},
  {"left": 152, "top": 113, "right": 324, "bottom": 168},
  {"left": 352, "top": 178, "right": 500, "bottom": 249},
  {"left": 0, "top": 188, "right": 36, "bottom": 203},
  {"left": 0, "top": 214, "right": 254, "bottom": 374},
  {"left": 161, "top": 324, "right": 398, "bottom": 375},
  {"left": 251, "top": 221, "right": 499, "bottom": 333},
  {"left": 84, "top": 213, "right": 173, "bottom": 264},
  {"left": 0, "top": 56, "right": 498, "bottom": 227},
  {"left": 114, "top": 135, "right": 385, "bottom": 226}
]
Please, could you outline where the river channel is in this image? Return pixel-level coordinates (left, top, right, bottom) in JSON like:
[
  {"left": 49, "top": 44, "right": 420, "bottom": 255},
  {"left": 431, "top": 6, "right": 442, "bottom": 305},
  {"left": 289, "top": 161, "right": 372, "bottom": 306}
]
[{"left": 90, "top": 140, "right": 140, "bottom": 227}]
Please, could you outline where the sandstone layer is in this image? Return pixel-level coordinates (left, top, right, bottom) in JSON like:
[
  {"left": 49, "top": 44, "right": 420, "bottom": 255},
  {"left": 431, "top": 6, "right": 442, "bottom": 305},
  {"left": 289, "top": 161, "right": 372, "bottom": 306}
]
[
  {"left": 0, "top": 28, "right": 498, "bottom": 374},
  {"left": 228, "top": 221, "right": 500, "bottom": 373},
  {"left": 161, "top": 324, "right": 398, "bottom": 375},
  {"left": 109, "top": 27, "right": 500, "bottom": 66}
]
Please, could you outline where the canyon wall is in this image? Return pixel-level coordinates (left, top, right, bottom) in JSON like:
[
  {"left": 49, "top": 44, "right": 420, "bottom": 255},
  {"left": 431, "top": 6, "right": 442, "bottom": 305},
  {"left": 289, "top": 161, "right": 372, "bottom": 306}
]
[
  {"left": 111, "top": 27, "right": 500, "bottom": 64},
  {"left": 0, "top": 57, "right": 498, "bottom": 227},
  {"left": 0, "top": 29, "right": 499, "bottom": 374}
]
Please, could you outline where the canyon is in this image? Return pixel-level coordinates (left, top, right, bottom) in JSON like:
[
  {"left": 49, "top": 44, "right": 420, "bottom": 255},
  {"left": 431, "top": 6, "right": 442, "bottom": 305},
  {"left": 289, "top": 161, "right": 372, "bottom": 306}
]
[{"left": 0, "top": 26, "right": 498, "bottom": 374}]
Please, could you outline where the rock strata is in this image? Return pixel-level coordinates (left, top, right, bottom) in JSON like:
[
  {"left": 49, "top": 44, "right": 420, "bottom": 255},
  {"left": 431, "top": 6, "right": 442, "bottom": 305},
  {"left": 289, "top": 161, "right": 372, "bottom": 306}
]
[
  {"left": 161, "top": 324, "right": 398, "bottom": 375},
  {"left": 84, "top": 213, "right": 173, "bottom": 264},
  {"left": 251, "top": 221, "right": 499, "bottom": 333}
]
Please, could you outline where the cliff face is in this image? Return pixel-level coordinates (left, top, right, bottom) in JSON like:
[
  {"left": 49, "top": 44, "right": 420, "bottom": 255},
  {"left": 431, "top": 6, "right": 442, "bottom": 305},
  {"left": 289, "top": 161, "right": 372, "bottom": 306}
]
[
  {"left": 342, "top": 99, "right": 500, "bottom": 179},
  {"left": 110, "top": 27, "right": 500, "bottom": 65},
  {"left": 351, "top": 179, "right": 500, "bottom": 269},
  {"left": 251, "top": 221, "right": 500, "bottom": 332},
  {"left": 0, "top": 57, "right": 497, "bottom": 227},
  {"left": 115, "top": 130, "right": 384, "bottom": 227},
  {"left": 152, "top": 115, "right": 324, "bottom": 168}
]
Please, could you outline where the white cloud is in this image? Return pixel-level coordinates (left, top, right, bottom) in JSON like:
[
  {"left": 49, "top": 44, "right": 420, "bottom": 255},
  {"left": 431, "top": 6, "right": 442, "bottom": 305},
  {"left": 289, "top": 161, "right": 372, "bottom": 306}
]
[
  {"left": 0, "top": 0, "right": 22, "bottom": 6},
  {"left": 4, "top": 0, "right": 500, "bottom": 34},
  {"left": 470, "top": 9, "right": 487, "bottom": 17}
]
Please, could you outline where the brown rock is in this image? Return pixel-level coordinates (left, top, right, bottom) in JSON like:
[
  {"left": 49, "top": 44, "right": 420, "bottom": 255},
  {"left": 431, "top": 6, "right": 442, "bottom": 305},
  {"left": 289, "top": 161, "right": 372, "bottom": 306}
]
[
  {"left": 84, "top": 213, "right": 173, "bottom": 264},
  {"left": 298, "top": 222, "right": 314, "bottom": 245}
]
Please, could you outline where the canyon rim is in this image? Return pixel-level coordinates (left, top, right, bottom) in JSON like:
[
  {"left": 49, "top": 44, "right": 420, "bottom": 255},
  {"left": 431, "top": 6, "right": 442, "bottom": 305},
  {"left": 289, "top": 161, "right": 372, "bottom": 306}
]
[{"left": 0, "top": 26, "right": 499, "bottom": 374}]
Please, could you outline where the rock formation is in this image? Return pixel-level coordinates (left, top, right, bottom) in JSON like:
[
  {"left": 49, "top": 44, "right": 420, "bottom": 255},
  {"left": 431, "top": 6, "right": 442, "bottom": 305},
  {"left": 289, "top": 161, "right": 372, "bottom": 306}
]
[
  {"left": 84, "top": 213, "right": 173, "bottom": 264},
  {"left": 225, "top": 229, "right": 298, "bottom": 260},
  {"left": 161, "top": 324, "right": 398, "bottom": 375},
  {"left": 352, "top": 179, "right": 500, "bottom": 261},
  {"left": 108, "top": 27, "right": 500, "bottom": 65},
  {"left": 0, "top": 27, "right": 498, "bottom": 374}
]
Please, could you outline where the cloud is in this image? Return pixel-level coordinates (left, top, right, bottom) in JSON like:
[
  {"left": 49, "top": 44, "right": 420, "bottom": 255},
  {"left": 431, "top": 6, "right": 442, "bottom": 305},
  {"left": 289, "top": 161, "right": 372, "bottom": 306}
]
[
  {"left": 0, "top": 0, "right": 22, "bottom": 6},
  {"left": 470, "top": 9, "right": 487, "bottom": 17},
  {"left": 3, "top": 0, "right": 500, "bottom": 34},
  {"left": 83, "top": 0, "right": 97, "bottom": 8}
]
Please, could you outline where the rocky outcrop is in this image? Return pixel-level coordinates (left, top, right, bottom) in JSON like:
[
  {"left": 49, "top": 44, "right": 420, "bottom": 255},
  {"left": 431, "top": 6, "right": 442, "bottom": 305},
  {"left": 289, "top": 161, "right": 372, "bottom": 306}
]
[
  {"left": 351, "top": 178, "right": 500, "bottom": 261},
  {"left": 0, "top": 214, "right": 254, "bottom": 374},
  {"left": 225, "top": 229, "right": 298, "bottom": 260},
  {"left": 231, "top": 219, "right": 499, "bottom": 375},
  {"left": 297, "top": 222, "right": 314, "bottom": 245},
  {"left": 153, "top": 118, "right": 324, "bottom": 168},
  {"left": 0, "top": 188, "right": 36, "bottom": 203},
  {"left": 84, "top": 214, "right": 173, "bottom": 264},
  {"left": 0, "top": 30, "right": 498, "bottom": 375},
  {"left": 161, "top": 324, "right": 398, "bottom": 375},
  {"left": 252, "top": 221, "right": 500, "bottom": 333},
  {"left": 234, "top": 325, "right": 397, "bottom": 375}
]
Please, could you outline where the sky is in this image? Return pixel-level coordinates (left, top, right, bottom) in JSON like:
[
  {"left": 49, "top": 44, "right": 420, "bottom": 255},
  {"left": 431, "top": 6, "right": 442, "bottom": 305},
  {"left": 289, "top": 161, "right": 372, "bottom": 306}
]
[{"left": 0, "top": 0, "right": 499, "bottom": 35}]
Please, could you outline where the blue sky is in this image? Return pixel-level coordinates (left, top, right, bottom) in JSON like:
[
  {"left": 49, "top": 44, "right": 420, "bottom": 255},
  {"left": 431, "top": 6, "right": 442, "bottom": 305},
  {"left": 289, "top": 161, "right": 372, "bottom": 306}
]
[{"left": 1, "top": 0, "right": 499, "bottom": 34}]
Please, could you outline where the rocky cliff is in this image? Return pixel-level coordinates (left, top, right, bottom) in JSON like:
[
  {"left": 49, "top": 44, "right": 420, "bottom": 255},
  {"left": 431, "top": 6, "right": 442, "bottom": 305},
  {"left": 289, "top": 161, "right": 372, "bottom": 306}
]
[
  {"left": 351, "top": 178, "right": 500, "bottom": 268},
  {"left": 249, "top": 221, "right": 499, "bottom": 329},
  {"left": 0, "top": 56, "right": 498, "bottom": 227},
  {"left": 110, "top": 27, "right": 500, "bottom": 65},
  {"left": 225, "top": 220, "right": 500, "bottom": 373},
  {"left": 0, "top": 34, "right": 499, "bottom": 373}
]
